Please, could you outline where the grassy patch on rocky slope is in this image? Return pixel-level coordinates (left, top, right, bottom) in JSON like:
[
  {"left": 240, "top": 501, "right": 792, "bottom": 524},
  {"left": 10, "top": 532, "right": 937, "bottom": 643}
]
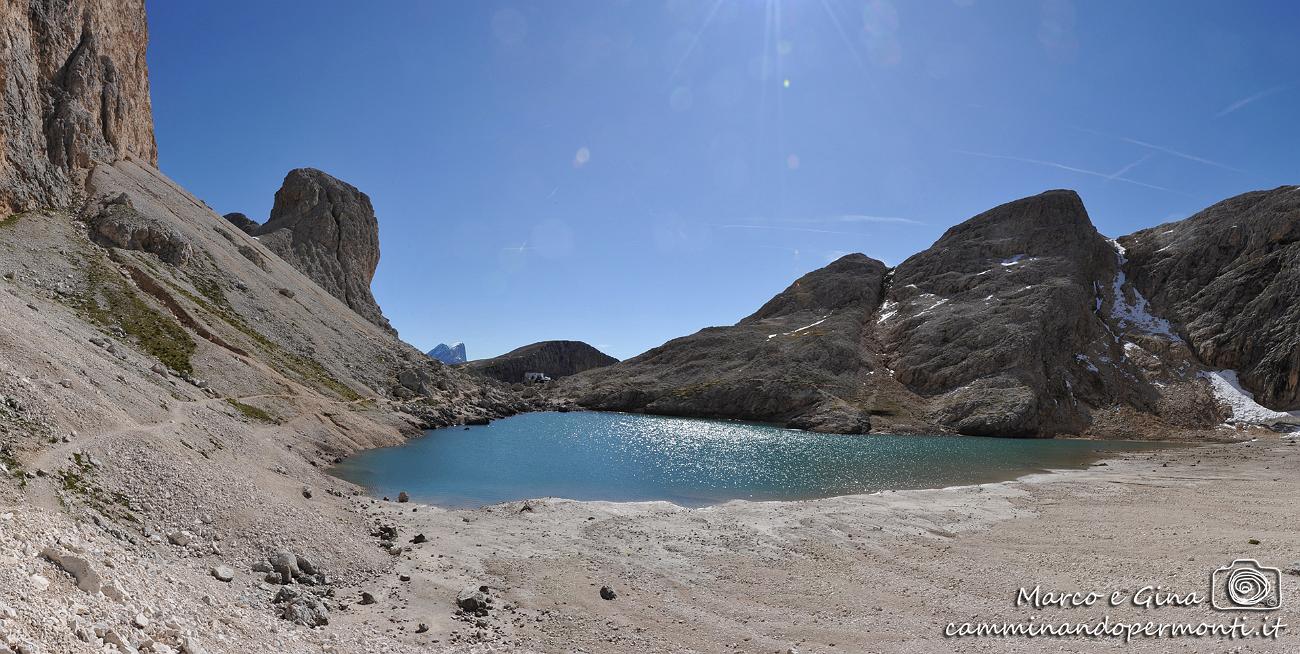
[
  {"left": 77, "top": 261, "right": 196, "bottom": 375},
  {"left": 163, "top": 274, "right": 361, "bottom": 401},
  {"left": 225, "top": 398, "right": 280, "bottom": 424}
]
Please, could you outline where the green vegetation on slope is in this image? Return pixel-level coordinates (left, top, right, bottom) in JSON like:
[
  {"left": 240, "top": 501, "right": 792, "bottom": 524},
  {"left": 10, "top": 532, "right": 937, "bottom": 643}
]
[
  {"left": 226, "top": 398, "right": 280, "bottom": 424},
  {"left": 78, "top": 261, "right": 196, "bottom": 375}
]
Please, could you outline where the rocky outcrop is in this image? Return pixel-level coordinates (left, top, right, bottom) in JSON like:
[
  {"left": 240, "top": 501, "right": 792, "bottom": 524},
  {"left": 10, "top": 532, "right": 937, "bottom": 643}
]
[
  {"left": 86, "top": 192, "right": 192, "bottom": 265},
  {"left": 427, "top": 342, "right": 467, "bottom": 365},
  {"left": 223, "top": 212, "right": 259, "bottom": 235},
  {"left": 467, "top": 341, "right": 617, "bottom": 383},
  {"left": 881, "top": 190, "right": 1118, "bottom": 436},
  {"left": 562, "top": 254, "right": 889, "bottom": 433},
  {"left": 252, "top": 169, "right": 392, "bottom": 333},
  {"left": 1122, "top": 186, "right": 1300, "bottom": 411},
  {"left": 0, "top": 0, "right": 157, "bottom": 213}
]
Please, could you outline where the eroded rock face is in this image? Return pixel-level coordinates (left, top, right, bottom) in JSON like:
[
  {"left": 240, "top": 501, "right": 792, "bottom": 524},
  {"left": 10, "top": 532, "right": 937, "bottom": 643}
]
[
  {"left": 467, "top": 341, "right": 616, "bottom": 383},
  {"left": 253, "top": 169, "right": 392, "bottom": 332},
  {"left": 881, "top": 190, "right": 1119, "bottom": 436},
  {"left": 86, "top": 192, "right": 193, "bottom": 265},
  {"left": 562, "top": 254, "right": 889, "bottom": 433},
  {"left": 1122, "top": 186, "right": 1300, "bottom": 410},
  {"left": 0, "top": 0, "right": 157, "bottom": 213}
]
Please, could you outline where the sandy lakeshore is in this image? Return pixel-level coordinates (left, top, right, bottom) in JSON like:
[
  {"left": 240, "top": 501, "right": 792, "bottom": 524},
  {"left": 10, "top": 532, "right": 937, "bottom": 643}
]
[
  {"left": 324, "top": 434, "right": 1300, "bottom": 653},
  {"left": 0, "top": 380, "right": 1295, "bottom": 654}
]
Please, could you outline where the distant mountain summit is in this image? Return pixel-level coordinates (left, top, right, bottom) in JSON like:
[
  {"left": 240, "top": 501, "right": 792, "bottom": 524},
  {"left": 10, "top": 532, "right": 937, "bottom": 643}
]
[
  {"left": 467, "top": 341, "right": 617, "bottom": 383},
  {"left": 428, "top": 342, "right": 467, "bottom": 365}
]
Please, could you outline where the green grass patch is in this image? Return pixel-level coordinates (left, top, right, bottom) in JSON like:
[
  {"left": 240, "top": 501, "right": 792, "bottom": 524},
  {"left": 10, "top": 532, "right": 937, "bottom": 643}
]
[
  {"left": 226, "top": 398, "right": 279, "bottom": 424},
  {"left": 57, "top": 456, "right": 138, "bottom": 522},
  {"left": 0, "top": 213, "right": 20, "bottom": 229},
  {"left": 161, "top": 277, "right": 360, "bottom": 401},
  {"left": 78, "top": 261, "right": 195, "bottom": 375}
]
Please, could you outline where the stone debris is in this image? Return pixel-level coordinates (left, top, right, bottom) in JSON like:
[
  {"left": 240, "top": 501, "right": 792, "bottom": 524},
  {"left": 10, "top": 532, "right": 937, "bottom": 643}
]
[
  {"left": 40, "top": 546, "right": 102, "bottom": 594},
  {"left": 209, "top": 565, "right": 235, "bottom": 583}
]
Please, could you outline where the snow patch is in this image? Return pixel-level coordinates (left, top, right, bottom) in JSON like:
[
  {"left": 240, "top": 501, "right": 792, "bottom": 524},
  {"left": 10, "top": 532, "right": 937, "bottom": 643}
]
[
  {"left": 1074, "top": 354, "right": 1099, "bottom": 373},
  {"left": 1108, "top": 239, "right": 1181, "bottom": 340},
  {"left": 915, "top": 297, "right": 949, "bottom": 317},
  {"left": 768, "top": 315, "right": 829, "bottom": 339},
  {"left": 876, "top": 300, "right": 898, "bottom": 324},
  {"left": 999, "top": 255, "right": 1038, "bottom": 267},
  {"left": 1203, "top": 370, "right": 1300, "bottom": 427}
]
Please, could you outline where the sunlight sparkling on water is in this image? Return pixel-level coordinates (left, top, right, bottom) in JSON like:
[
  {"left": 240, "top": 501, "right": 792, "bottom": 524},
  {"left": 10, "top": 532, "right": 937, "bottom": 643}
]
[{"left": 330, "top": 412, "right": 1166, "bottom": 508}]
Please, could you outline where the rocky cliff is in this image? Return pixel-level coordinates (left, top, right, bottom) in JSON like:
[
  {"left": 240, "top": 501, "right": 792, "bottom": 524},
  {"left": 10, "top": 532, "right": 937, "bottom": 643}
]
[
  {"left": 249, "top": 168, "right": 393, "bottom": 333},
  {"left": 563, "top": 254, "right": 890, "bottom": 433},
  {"left": 0, "top": 0, "right": 157, "bottom": 214},
  {"left": 467, "top": 340, "right": 616, "bottom": 383},
  {"left": 560, "top": 189, "right": 1267, "bottom": 438},
  {"left": 1121, "top": 186, "right": 1300, "bottom": 411},
  {"left": 427, "top": 342, "right": 467, "bottom": 365}
]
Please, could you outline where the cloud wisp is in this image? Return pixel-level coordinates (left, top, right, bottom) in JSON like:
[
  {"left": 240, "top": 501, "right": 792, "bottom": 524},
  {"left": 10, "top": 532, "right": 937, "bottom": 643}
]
[
  {"left": 952, "top": 149, "right": 1174, "bottom": 192},
  {"left": 1073, "top": 127, "right": 1247, "bottom": 174},
  {"left": 717, "top": 224, "right": 870, "bottom": 237},
  {"left": 831, "top": 214, "right": 923, "bottom": 225},
  {"left": 1216, "top": 84, "right": 1290, "bottom": 118}
]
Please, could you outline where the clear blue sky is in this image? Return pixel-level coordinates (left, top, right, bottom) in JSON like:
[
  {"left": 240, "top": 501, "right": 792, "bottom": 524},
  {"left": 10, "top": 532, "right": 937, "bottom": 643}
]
[{"left": 147, "top": 1, "right": 1298, "bottom": 360}]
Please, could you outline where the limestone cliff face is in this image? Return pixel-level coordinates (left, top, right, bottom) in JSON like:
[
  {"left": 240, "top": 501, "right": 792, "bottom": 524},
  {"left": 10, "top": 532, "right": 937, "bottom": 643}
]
[
  {"left": 0, "top": 0, "right": 157, "bottom": 213},
  {"left": 252, "top": 168, "right": 393, "bottom": 333},
  {"left": 1122, "top": 186, "right": 1300, "bottom": 410},
  {"left": 467, "top": 341, "right": 616, "bottom": 383}
]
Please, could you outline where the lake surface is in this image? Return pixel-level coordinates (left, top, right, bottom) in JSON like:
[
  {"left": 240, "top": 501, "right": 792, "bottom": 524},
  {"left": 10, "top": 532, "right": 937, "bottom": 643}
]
[{"left": 330, "top": 411, "right": 1167, "bottom": 508}]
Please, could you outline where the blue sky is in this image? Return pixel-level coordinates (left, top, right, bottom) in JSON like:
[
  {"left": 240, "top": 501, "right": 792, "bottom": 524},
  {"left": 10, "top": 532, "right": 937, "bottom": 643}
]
[{"left": 147, "top": 1, "right": 1298, "bottom": 360}]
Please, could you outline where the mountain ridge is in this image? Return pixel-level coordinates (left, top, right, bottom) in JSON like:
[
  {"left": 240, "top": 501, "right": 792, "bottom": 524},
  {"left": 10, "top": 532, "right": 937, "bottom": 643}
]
[{"left": 559, "top": 188, "right": 1298, "bottom": 438}]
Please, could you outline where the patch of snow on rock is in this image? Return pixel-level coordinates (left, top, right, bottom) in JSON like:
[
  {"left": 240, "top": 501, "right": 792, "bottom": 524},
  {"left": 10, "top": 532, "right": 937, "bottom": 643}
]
[
  {"left": 1108, "top": 239, "right": 1181, "bottom": 340},
  {"left": 1203, "top": 370, "right": 1300, "bottom": 426},
  {"left": 876, "top": 300, "right": 898, "bottom": 324}
]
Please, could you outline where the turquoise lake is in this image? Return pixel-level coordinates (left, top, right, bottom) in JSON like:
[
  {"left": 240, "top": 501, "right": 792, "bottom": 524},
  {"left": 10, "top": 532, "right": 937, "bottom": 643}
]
[{"left": 329, "top": 411, "right": 1167, "bottom": 508}]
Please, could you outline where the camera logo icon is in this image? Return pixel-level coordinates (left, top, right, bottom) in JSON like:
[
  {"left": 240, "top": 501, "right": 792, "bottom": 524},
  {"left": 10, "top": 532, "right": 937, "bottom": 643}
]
[{"left": 1211, "top": 559, "right": 1281, "bottom": 610}]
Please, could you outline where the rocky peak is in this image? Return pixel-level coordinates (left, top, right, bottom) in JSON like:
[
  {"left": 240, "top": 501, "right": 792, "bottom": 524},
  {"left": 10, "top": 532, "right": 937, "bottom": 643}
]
[
  {"left": 467, "top": 341, "right": 617, "bottom": 383},
  {"left": 252, "top": 168, "right": 393, "bottom": 333},
  {"left": 893, "top": 190, "right": 1112, "bottom": 290},
  {"left": 741, "top": 253, "right": 888, "bottom": 324},
  {"left": 223, "top": 212, "right": 259, "bottom": 235},
  {"left": 428, "top": 342, "right": 467, "bottom": 365},
  {"left": 1, "top": 0, "right": 156, "bottom": 213}
]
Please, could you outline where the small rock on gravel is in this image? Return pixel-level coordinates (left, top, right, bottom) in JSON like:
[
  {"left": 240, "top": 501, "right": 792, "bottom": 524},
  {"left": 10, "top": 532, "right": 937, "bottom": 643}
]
[
  {"left": 210, "top": 565, "right": 235, "bottom": 582},
  {"left": 456, "top": 585, "right": 492, "bottom": 612},
  {"left": 600, "top": 586, "right": 617, "bottom": 600}
]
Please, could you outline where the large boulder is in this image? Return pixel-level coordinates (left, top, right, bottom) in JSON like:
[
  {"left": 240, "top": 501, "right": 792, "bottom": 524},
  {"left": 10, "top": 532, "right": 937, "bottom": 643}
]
[
  {"left": 253, "top": 168, "right": 393, "bottom": 332},
  {"left": 0, "top": 0, "right": 156, "bottom": 213}
]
